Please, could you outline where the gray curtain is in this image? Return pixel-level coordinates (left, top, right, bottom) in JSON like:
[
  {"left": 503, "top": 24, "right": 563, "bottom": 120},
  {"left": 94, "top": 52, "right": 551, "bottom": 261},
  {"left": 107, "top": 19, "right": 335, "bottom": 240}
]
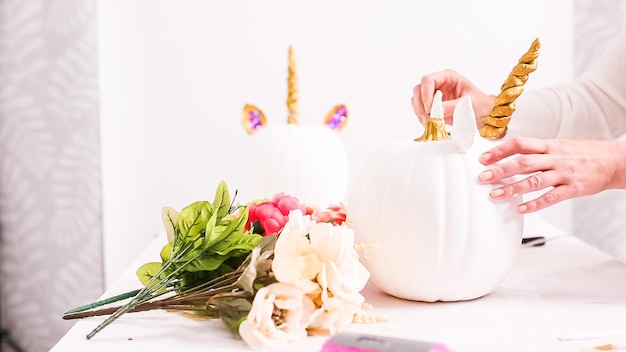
[{"left": 0, "top": 1, "right": 103, "bottom": 351}]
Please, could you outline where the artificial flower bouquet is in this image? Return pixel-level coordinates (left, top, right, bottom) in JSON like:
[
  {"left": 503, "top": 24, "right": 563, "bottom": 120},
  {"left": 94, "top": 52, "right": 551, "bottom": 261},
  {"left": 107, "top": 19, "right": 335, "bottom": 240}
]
[{"left": 63, "top": 181, "right": 371, "bottom": 350}]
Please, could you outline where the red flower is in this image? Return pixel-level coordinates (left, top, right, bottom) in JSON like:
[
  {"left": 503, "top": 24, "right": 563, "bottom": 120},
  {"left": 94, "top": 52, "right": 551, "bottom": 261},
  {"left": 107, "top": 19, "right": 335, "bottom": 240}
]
[{"left": 246, "top": 193, "right": 307, "bottom": 236}]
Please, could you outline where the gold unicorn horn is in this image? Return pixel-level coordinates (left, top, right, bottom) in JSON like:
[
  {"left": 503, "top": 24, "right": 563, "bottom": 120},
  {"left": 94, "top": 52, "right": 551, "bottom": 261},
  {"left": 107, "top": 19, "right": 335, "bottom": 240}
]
[
  {"left": 287, "top": 46, "right": 299, "bottom": 124},
  {"left": 479, "top": 38, "right": 541, "bottom": 139}
]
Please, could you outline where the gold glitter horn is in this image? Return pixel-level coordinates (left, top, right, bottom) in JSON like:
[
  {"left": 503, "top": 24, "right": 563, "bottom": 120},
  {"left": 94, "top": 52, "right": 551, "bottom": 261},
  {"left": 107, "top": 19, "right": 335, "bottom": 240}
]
[
  {"left": 241, "top": 46, "right": 349, "bottom": 134},
  {"left": 479, "top": 38, "right": 541, "bottom": 139},
  {"left": 286, "top": 46, "right": 299, "bottom": 125}
]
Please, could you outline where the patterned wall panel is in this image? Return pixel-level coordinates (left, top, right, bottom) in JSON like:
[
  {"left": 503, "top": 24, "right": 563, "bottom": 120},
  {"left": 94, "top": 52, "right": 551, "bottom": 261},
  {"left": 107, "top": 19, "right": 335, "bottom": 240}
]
[
  {"left": 0, "top": 1, "right": 103, "bottom": 351},
  {"left": 572, "top": 0, "right": 626, "bottom": 261}
]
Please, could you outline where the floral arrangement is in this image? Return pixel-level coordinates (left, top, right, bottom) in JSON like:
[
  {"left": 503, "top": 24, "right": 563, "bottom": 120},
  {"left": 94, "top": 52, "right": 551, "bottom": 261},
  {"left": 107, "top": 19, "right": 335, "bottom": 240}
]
[{"left": 63, "top": 181, "right": 371, "bottom": 350}]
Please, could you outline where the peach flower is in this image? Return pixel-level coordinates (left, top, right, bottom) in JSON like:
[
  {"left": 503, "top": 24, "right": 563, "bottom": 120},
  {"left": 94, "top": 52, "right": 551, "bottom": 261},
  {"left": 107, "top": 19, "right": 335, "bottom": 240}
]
[{"left": 239, "top": 283, "right": 315, "bottom": 350}]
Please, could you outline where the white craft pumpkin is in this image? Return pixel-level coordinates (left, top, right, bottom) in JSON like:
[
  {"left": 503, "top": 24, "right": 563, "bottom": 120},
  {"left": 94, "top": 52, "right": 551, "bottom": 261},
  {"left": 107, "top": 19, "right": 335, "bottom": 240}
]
[
  {"left": 239, "top": 47, "right": 349, "bottom": 206},
  {"left": 242, "top": 121, "right": 349, "bottom": 206},
  {"left": 347, "top": 96, "right": 524, "bottom": 302}
]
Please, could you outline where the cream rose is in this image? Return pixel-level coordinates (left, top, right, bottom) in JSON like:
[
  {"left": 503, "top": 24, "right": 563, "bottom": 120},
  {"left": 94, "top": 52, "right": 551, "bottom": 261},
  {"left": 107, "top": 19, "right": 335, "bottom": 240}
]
[
  {"left": 309, "top": 222, "right": 370, "bottom": 301},
  {"left": 239, "top": 282, "right": 315, "bottom": 350},
  {"left": 272, "top": 210, "right": 322, "bottom": 294},
  {"left": 308, "top": 295, "right": 363, "bottom": 334}
]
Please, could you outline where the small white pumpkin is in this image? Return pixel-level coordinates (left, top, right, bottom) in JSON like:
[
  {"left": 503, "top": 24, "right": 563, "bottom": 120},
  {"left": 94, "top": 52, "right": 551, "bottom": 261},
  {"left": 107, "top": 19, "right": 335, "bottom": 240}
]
[
  {"left": 239, "top": 47, "right": 349, "bottom": 206},
  {"left": 242, "top": 122, "right": 348, "bottom": 206},
  {"left": 347, "top": 94, "right": 523, "bottom": 302}
]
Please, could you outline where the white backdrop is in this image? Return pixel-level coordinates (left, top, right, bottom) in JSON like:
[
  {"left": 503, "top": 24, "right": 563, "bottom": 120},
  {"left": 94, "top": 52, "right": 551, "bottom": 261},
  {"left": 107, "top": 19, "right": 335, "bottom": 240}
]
[{"left": 99, "top": 0, "right": 574, "bottom": 284}]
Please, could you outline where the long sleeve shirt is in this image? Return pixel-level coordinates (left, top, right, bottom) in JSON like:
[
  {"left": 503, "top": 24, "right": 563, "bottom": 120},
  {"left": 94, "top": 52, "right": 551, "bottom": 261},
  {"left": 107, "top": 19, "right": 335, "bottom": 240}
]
[{"left": 507, "top": 26, "right": 626, "bottom": 140}]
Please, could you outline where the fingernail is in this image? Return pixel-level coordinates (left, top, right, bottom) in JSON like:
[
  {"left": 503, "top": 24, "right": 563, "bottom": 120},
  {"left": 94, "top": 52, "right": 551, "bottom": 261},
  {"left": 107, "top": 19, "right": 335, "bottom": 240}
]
[
  {"left": 479, "top": 170, "right": 493, "bottom": 182},
  {"left": 517, "top": 204, "right": 528, "bottom": 213},
  {"left": 480, "top": 152, "right": 491, "bottom": 163},
  {"left": 490, "top": 188, "right": 504, "bottom": 198}
]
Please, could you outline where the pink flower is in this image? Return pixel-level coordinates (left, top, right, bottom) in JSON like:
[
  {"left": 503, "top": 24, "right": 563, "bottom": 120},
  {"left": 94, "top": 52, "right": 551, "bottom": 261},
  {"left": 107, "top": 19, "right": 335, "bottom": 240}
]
[
  {"left": 311, "top": 203, "right": 347, "bottom": 225},
  {"left": 246, "top": 193, "right": 307, "bottom": 236},
  {"left": 271, "top": 193, "right": 306, "bottom": 216},
  {"left": 248, "top": 202, "right": 286, "bottom": 236}
]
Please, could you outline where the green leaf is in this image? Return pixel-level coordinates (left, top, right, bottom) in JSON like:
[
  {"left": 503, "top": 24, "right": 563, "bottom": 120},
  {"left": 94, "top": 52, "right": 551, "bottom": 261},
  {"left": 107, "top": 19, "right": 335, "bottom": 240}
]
[
  {"left": 184, "top": 233, "right": 262, "bottom": 273},
  {"left": 176, "top": 201, "right": 212, "bottom": 245},
  {"left": 183, "top": 253, "right": 229, "bottom": 272},
  {"left": 204, "top": 212, "right": 249, "bottom": 250},
  {"left": 176, "top": 246, "right": 204, "bottom": 265},
  {"left": 160, "top": 243, "right": 172, "bottom": 262},
  {"left": 210, "top": 232, "right": 262, "bottom": 257},
  {"left": 203, "top": 207, "right": 220, "bottom": 249},
  {"left": 161, "top": 207, "right": 179, "bottom": 244},
  {"left": 224, "top": 212, "right": 249, "bottom": 237},
  {"left": 213, "top": 180, "right": 231, "bottom": 221},
  {"left": 136, "top": 262, "right": 165, "bottom": 287}
]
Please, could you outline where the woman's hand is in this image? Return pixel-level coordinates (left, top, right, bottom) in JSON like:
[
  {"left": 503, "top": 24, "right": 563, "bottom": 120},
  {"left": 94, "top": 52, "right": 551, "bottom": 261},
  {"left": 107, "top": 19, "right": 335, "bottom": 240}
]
[
  {"left": 478, "top": 137, "right": 626, "bottom": 213},
  {"left": 411, "top": 69, "right": 495, "bottom": 126}
]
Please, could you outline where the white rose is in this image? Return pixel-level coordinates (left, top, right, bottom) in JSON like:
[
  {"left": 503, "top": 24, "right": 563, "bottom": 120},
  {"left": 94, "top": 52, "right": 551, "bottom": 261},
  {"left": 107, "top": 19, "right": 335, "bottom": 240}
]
[
  {"left": 272, "top": 211, "right": 322, "bottom": 294},
  {"left": 282, "top": 209, "right": 316, "bottom": 235},
  {"left": 309, "top": 223, "right": 370, "bottom": 301},
  {"left": 308, "top": 295, "right": 364, "bottom": 334},
  {"left": 239, "top": 283, "right": 315, "bottom": 350}
]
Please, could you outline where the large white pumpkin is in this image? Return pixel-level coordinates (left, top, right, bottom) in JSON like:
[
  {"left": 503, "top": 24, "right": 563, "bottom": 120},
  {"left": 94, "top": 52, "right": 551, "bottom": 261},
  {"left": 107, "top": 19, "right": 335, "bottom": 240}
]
[{"left": 347, "top": 96, "right": 524, "bottom": 302}]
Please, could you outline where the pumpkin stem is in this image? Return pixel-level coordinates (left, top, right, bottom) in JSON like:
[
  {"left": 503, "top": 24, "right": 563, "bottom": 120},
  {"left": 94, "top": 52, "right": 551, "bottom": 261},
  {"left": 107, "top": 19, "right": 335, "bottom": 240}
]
[
  {"left": 479, "top": 38, "right": 541, "bottom": 139},
  {"left": 414, "top": 118, "right": 450, "bottom": 142},
  {"left": 415, "top": 90, "right": 450, "bottom": 142},
  {"left": 286, "top": 46, "right": 299, "bottom": 125}
]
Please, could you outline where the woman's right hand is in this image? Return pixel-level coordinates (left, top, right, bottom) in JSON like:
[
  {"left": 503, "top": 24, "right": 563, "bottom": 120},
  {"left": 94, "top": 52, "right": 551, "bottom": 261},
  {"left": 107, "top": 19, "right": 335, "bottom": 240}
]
[{"left": 411, "top": 69, "right": 495, "bottom": 127}]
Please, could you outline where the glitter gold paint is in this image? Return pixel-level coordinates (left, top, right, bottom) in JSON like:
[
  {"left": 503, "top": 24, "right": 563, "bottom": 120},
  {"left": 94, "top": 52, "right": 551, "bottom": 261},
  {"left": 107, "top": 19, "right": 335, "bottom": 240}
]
[
  {"left": 286, "top": 46, "right": 299, "bottom": 125},
  {"left": 479, "top": 38, "right": 541, "bottom": 139},
  {"left": 414, "top": 118, "right": 450, "bottom": 142}
]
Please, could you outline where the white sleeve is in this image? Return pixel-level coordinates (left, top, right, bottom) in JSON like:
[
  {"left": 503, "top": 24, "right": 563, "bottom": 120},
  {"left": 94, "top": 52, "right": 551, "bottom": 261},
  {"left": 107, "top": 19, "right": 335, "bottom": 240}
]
[{"left": 505, "top": 26, "right": 626, "bottom": 140}]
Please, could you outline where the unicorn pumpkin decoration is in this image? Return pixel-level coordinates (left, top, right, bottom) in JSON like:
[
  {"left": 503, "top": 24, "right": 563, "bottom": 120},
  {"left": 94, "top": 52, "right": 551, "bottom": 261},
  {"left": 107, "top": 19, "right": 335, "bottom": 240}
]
[
  {"left": 347, "top": 39, "right": 540, "bottom": 302},
  {"left": 240, "top": 46, "right": 349, "bottom": 206}
]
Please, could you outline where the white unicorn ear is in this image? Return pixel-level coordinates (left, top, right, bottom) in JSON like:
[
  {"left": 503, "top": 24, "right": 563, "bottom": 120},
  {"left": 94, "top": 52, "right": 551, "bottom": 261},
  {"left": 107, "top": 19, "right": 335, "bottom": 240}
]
[{"left": 452, "top": 95, "right": 478, "bottom": 151}]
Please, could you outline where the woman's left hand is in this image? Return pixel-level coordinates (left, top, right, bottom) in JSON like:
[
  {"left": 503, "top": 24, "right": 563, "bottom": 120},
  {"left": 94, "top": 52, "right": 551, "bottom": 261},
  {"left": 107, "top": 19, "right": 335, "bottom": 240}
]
[{"left": 478, "top": 137, "right": 626, "bottom": 214}]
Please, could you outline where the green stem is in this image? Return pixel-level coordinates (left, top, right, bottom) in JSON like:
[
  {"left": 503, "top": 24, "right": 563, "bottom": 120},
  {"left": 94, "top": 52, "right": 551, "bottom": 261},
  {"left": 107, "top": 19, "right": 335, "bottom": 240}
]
[
  {"left": 84, "top": 241, "right": 201, "bottom": 339},
  {"left": 64, "top": 289, "right": 141, "bottom": 315},
  {"left": 65, "top": 300, "right": 211, "bottom": 320},
  {"left": 86, "top": 296, "right": 144, "bottom": 339},
  {"left": 139, "top": 238, "right": 198, "bottom": 292}
]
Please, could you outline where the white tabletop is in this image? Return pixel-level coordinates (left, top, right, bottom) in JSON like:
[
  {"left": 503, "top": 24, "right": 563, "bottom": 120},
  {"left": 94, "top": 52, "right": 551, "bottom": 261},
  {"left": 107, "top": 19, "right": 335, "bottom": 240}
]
[{"left": 51, "top": 235, "right": 626, "bottom": 352}]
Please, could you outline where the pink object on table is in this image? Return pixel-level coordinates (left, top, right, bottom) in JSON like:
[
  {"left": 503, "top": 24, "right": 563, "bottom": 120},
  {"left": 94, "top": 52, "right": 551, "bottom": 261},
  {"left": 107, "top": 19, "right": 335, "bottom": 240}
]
[{"left": 321, "top": 332, "right": 452, "bottom": 352}]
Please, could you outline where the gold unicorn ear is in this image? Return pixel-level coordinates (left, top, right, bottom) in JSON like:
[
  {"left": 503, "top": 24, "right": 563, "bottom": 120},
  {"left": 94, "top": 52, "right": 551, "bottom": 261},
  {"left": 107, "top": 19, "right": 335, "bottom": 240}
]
[
  {"left": 242, "top": 103, "right": 267, "bottom": 135},
  {"left": 324, "top": 104, "right": 348, "bottom": 131}
]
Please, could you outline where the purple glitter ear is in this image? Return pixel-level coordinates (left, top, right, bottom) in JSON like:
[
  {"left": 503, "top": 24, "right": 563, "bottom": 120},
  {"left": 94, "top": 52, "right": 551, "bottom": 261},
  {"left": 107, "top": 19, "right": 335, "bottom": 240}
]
[
  {"left": 248, "top": 109, "right": 263, "bottom": 131},
  {"left": 325, "top": 104, "right": 348, "bottom": 131},
  {"left": 242, "top": 104, "right": 267, "bottom": 134}
]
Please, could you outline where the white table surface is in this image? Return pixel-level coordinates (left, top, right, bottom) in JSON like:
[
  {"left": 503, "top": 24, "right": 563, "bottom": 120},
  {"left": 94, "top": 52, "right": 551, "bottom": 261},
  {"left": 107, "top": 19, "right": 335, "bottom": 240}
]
[{"left": 51, "top": 235, "right": 626, "bottom": 352}]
